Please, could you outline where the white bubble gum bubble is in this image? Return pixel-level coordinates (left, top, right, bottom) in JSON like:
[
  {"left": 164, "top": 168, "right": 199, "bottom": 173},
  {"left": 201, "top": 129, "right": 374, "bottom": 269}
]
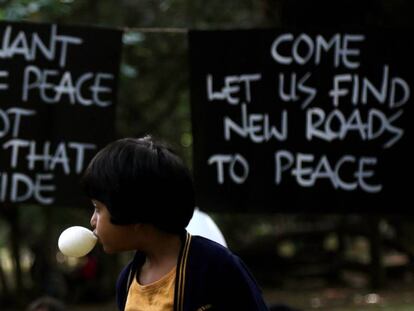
[{"left": 58, "top": 226, "right": 97, "bottom": 258}]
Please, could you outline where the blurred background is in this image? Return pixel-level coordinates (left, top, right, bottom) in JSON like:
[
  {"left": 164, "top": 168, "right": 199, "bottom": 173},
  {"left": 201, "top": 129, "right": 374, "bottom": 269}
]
[{"left": 0, "top": 1, "right": 414, "bottom": 310}]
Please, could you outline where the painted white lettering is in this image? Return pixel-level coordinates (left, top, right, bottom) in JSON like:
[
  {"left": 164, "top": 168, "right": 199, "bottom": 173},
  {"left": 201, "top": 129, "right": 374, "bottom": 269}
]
[
  {"left": 48, "top": 142, "right": 70, "bottom": 174},
  {"left": 274, "top": 151, "right": 381, "bottom": 193},
  {"left": 328, "top": 66, "right": 410, "bottom": 108},
  {"left": 0, "top": 106, "right": 35, "bottom": 139},
  {"left": 224, "top": 103, "right": 287, "bottom": 142},
  {"left": 274, "top": 150, "right": 294, "bottom": 184},
  {"left": 6, "top": 108, "right": 36, "bottom": 137},
  {"left": 278, "top": 72, "right": 317, "bottom": 108},
  {"left": 389, "top": 77, "right": 410, "bottom": 108},
  {"left": 2, "top": 140, "right": 97, "bottom": 174},
  {"left": 306, "top": 108, "right": 404, "bottom": 148},
  {"left": 206, "top": 74, "right": 261, "bottom": 105},
  {"left": 0, "top": 25, "right": 82, "bottom": 67},
  {"left": 22, "top": 66, "right": 114, "bottom": 106},
  {"left": 271, "top": 33, "right": 365, "bottom": 69},
  {"left": 208, "top": 153, "right": 249, "bottom": 184},
  {"left": 356, "top": 158, "right": 382, "bottom": 193},
  {"left": 0, "top": 172, "right": 56, "bottom": 204},
  {"left": 68, "top": 142, "right": 96, "bottom": 173},
  {"left": 3, "top": 139, "right": 30, "bottom": 167},
  {"left": 329, "top": 74, "right": 352, "bottom": 107},
  {"left": 10, "top": 173, "right": 32, "bottom": 202},
  {"left": 270, "top": 33, "right": 294, "bottom": 65},
  {"left": 91, "top": 73, "right": 114, "bottom": 107}
]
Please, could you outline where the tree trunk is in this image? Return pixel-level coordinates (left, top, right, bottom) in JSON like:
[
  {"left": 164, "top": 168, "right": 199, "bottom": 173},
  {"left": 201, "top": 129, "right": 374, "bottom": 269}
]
[
  {"left": 368, "top": 216, "right": 385, "bottom": 289},
  {"left": 0, "top": 260, "right": 10, "bottom": 299},
  {"left": 9, "top": 206, "right": 24, "bottom": 294}
]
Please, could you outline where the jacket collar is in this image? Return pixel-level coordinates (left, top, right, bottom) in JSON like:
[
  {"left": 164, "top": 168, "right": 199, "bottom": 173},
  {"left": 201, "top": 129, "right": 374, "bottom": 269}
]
[{"left": 174, "top": 231, "right": 192, "bottom": 311}]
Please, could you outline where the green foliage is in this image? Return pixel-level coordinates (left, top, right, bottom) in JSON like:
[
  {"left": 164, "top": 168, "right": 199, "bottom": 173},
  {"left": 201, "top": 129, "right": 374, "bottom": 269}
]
[{"left": 0, "top": 0, "right": 73, "bottom": 20}]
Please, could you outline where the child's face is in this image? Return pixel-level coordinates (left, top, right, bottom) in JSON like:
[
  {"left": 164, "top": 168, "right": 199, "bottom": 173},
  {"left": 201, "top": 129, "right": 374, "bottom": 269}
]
[{"left": 90, "top": 200, "right": 137, "bottom": 253}]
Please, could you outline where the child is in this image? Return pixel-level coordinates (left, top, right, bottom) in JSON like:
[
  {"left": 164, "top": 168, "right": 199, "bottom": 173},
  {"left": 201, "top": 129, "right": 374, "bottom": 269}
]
[{"left": 82, "top": 136, "right": 269, "bottom": 311}]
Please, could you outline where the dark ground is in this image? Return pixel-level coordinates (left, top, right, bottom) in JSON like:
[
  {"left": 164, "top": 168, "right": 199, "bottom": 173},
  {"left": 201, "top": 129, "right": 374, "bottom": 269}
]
[{"left": 52, "top": 285, "right": 414, "bottom": 311}]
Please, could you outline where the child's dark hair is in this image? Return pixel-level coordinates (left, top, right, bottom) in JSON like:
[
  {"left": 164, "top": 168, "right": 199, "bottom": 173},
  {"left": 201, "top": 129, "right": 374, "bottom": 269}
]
[{"left": 81, "top": 136, "right": 195, "bottom": 233}]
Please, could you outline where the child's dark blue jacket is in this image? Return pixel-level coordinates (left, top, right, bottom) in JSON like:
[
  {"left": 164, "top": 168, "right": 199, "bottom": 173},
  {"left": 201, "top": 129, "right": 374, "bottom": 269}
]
[{"left": 116, "top": 232, "right": 269, "bottom": 311}]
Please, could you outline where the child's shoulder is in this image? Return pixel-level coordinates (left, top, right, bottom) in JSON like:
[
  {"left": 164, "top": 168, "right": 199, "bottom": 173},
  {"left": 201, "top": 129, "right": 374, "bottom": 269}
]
[
  {"left": 187, "top": 235, "right": 263, "bottom": 294},
  {"left": 189, "top": 235, "right": 237, "bottom": 265},
  {"left": 190, "top": 234, "right": 229, "bottom": 251}
]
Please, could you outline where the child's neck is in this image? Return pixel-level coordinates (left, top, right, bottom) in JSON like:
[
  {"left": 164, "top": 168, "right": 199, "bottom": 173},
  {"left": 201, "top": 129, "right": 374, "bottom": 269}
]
[{"left": 138, "top": 230, "right": 181, "bottom": 285}]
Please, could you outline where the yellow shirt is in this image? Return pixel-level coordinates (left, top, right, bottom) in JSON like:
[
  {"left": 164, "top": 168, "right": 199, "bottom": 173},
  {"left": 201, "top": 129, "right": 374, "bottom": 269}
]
[{"left": 125, "top": 267, "right": 176, "bottom": 311}]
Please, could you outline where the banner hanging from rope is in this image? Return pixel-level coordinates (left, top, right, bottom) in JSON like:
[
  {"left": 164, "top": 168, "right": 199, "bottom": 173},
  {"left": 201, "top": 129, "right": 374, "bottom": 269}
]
[
  {"left": 0, "top": 21, "right": 123, "bottom": 206},
  {"left": 189, "top": 29, "right": 413, "bottom": 213}
]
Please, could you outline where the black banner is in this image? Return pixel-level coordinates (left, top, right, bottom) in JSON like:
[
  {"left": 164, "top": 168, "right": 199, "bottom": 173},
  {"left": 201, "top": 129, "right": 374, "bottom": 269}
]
[
  {"left": 189, "top": 29, "right": 413, "bottom": 213},
  {"left": 0, "top": 21, "right": 122, "bottom": 206}
]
